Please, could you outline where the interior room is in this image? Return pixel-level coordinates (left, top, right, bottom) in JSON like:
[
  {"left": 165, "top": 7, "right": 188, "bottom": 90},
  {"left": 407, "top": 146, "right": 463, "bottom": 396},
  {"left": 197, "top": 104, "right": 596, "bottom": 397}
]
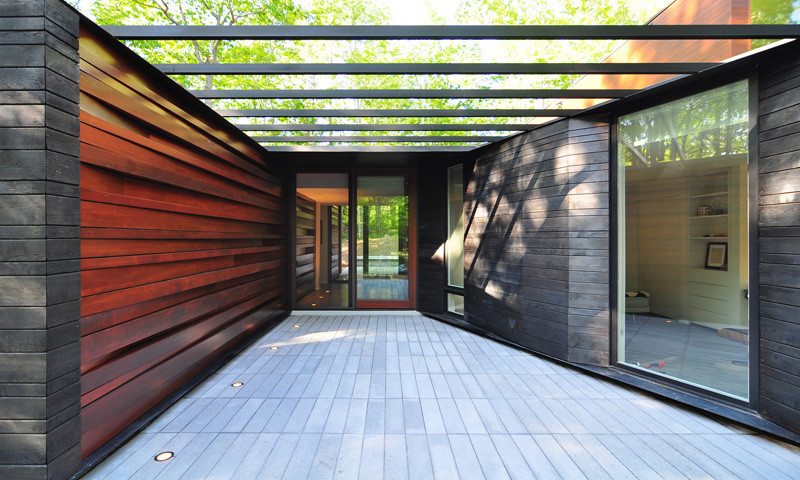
[{"left": 618, "top": 80, "right": 751, "bottom": 399}]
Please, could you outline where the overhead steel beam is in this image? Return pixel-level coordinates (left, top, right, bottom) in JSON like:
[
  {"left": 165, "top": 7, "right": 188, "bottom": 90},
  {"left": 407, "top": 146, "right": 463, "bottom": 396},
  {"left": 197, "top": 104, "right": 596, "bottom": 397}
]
[
  {"left": 190, "top": 88, "right": 635, "bottom": 99},
  {"left": 266, "top": 145, "right": 476, "bottom": 152},
  {"left": 217, "top": 108, "right": 579, "bottom": 117},
  {"left": 251, "top": 135, "right": 505, "bottom": 142},
  {"left": 157, "top": 62, "right": 713, "bottom": 75},
  {"left": 104, "top": 24, "right": 800, "bottom": 41},
  {"left": 234, "top": 123, "right": 535, "bottom": 131}
]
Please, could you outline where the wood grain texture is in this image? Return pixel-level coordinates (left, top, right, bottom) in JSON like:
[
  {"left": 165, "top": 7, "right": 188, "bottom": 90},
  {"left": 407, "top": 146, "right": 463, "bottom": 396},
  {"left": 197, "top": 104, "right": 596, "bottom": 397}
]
[
  {"left": 464, "top": 118, "right": 610, "bottom": 366},
  {"left": 416, "top": 161, "right": 447, "bottom": 314},
  {"left": 78, "top": 24, "right": 288, "bottom": 458},
  {"left": 561, "top": 0, "right": 749, "bottom": 110},
  {"left": 758, "top": 45, "right": 800, "bottom": 436},
  {"left": 295, "top": 193, "right": 316, "bottom": 301}
]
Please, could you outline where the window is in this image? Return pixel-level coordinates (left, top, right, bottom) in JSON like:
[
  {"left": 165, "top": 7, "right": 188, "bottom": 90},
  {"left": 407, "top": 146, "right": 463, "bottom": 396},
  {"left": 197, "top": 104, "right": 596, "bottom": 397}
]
[
  {"left": 447, "top": 164, "right": 465, "bottom": 315},
  {"left": 617, "top": 81, "right": 750, "bottom": 400}
]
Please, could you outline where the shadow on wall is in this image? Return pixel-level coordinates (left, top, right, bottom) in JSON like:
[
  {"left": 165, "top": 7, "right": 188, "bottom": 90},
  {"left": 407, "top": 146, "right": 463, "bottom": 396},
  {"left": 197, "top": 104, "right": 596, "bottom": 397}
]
[{"left": 464, "top": 118, "right": 611, "bottom": 364}]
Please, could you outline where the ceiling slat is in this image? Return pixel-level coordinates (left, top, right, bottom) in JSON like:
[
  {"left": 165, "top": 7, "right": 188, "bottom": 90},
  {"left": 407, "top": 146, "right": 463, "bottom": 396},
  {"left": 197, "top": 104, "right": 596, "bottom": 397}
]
[
  {"left": 158, "top": 62, "right": 713, "bottom": 75},
  {"left": 191, "top": 88, "right": 634, "bottom": 99},
  {"left": 105, "top": 24, "right": 800, "bottom": 41},
  {"left": 218, "top": 108, "right": 580, "bottom": 117},
  {"left": 234, "top": 123, "right": 535, "bottom": 131},
  {"left": 252, "top": 135, "right": 505, "bottom": 142}
]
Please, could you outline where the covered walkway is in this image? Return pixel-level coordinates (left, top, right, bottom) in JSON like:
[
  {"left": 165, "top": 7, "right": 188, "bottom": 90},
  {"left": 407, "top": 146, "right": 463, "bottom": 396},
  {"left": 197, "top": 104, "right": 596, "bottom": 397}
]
[{"left": 84, "top": 313, "right": 800, "bottom": 479}]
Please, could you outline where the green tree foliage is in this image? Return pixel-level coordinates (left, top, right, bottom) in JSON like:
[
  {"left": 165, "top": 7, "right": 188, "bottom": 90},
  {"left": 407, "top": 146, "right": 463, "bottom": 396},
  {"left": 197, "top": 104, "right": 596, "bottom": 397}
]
[{"left": 82, "top": 0, "right": 793, "bottom": 146}]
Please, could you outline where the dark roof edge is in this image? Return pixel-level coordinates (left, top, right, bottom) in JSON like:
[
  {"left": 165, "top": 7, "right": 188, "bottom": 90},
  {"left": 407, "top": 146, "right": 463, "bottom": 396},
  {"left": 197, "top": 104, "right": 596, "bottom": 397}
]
[{"left": 76, "top": 12, "right": 275, "bottom": 160}]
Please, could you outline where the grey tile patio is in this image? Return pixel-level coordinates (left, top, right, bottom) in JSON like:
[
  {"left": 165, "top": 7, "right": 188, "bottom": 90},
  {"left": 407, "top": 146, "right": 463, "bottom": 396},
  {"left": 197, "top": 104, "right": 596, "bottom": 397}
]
[{"left": 83, "top": 312, "right": 800, "bottom": 480}]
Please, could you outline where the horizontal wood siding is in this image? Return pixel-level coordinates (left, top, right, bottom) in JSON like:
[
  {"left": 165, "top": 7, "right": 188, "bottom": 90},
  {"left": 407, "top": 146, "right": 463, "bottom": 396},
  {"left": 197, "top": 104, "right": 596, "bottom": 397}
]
[
  {"left": 296, "top": 194, "right": 316, "bottom": 300},
  {"left": 78, "top": 24, "right": 288, "bottom": 457},
  {"left": 0, "top": 1, "right": 82, "bottom": 478},
  {"left": 758, "top": 45, "right": 800, "bottom": 435},
  {"left": 417, "top": 161, "right": 447, "bottom": 314},
  {"left": 464, "top": 118, "right": 610, "bottom": 365}
]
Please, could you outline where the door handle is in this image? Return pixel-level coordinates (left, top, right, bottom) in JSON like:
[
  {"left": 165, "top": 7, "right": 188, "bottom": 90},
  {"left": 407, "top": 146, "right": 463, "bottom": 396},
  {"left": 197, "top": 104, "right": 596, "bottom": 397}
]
[{"left": 743, "top": 289, "right": 749, "bottom": 299}]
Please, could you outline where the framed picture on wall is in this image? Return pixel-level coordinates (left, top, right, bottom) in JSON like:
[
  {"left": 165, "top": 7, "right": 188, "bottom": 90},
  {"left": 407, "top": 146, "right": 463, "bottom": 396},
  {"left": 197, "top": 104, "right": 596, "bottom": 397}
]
[{"left": 705, "top": 242, "right": 728, "bottom": 270}]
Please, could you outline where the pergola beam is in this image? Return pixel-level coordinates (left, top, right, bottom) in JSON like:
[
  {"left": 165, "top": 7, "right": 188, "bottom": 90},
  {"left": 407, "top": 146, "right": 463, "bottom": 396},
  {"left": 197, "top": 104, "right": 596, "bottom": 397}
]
[
  {"left": 251, "top": 135, "right": 505, "bottom": 142},
  {"left": 191, "top": 88, "right": 634, "bottom": 99},
  {"left": 104, "top": 24, "right": 800, "bottom": 40},
  {"left": 234, "top": 123, "right": 535, "bottom": 131},
  {"left": 217, "top": 108, "right": 579, "bottom": 117},
  {"left": 157, "top": 62, "right": 713, "bottom": 75}
]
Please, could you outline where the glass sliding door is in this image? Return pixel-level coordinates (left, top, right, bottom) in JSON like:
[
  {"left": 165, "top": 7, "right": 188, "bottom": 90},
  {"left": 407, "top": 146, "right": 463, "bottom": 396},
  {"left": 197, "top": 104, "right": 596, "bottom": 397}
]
[
  {"left": 617, "top": 81, "right": 750, "bottom": 400},
  {"left": 356, "top": 175, "right": 414, "bottom": 308}
]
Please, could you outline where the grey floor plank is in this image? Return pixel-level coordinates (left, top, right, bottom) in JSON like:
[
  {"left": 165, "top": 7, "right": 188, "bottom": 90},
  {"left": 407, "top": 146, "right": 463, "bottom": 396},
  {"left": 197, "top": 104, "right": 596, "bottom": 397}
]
[
  {"left": 509, "top": 434, "right": 562, "bottom": 480},
  {"left": 306, "top": 434, "right": 343, "bottom": 480},
  {"left": 83, "top": 313, "right": 800, "bottom": 480},
  {"left": 488, "top": 434, "right": 536, "bottom": 480},
  {"left": 405, "top": 434, "right": 434, "bottom": 479},
  {"left": 177, "top": 432, "right": 238, "bottom": 480},
  {"left": 383, "top": 434, "right": 409, "bottom": 480},
  {"left": 333, "top": 433, "right": 363, "bottom": 480},
  {"left": 469, "top": 434, "right": 511, "bottom": 480},
  {"left": 360, "top": 433, "right": 385, "bottom": 480}
]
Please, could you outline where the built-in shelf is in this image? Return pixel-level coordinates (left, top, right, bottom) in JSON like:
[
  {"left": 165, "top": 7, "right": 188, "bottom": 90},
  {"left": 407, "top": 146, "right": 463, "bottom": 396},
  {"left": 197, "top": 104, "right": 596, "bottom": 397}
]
[
  {"left": 690, "top": 191, "right": 727, "bottom": 199},
  {"left": 690, "top": 236, "right": 729, "bottom": 240},
  {"left": 690, "top": 214, "right": 728, "bottom": 219}
]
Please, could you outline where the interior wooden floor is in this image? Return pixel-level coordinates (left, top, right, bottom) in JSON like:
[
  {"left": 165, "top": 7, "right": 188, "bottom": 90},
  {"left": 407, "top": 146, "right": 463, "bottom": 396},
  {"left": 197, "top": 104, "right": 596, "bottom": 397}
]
[
  {"left": 83, "top": 312, "right": 800, "bottom": 480},
  {"left": 623, "top": 313, "right": 749, "bottom": 399},
  {"left": 296, "top": 278, "right": 409, "bottom": 308}
]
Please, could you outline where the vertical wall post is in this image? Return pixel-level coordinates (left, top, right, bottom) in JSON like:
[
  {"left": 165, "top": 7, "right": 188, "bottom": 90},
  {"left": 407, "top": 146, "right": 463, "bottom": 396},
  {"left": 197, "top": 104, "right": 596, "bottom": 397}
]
[{"left": 0, "top": 1, "right": 81, "bottom": 479}]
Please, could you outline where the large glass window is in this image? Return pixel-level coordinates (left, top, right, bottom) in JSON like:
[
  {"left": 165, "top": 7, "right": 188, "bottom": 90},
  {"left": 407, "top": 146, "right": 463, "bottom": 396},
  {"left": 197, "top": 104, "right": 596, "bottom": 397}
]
[
  {"left": 617, "top": 81, "right": 749, "bottom": 400},
  {"left": 447, "top": 164, "right": 465, "bottom": 315}
]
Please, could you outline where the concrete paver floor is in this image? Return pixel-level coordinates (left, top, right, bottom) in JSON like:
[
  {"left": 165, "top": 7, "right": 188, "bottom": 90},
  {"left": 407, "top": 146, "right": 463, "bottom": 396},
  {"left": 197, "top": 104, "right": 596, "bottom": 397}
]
[{"left": 83, "top": 312, "right": 800, "bottom": 479}]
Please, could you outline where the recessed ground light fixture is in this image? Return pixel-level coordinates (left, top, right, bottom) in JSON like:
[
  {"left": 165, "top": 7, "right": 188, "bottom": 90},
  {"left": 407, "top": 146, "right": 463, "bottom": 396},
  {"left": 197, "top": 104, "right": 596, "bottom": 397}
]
[
  {"left": 154, "top": 451, "right": 174, "bottom": 462},
  {"left": 325, "top": 290, "right": 330, "bottom": 293},
  {"left": 293, "top": 324, "right": 301, "bottom": 328},
  {"left": 231, "top": 382, "right": 244, "bottom": 387},
  {"left": 311, "top": 303, "right": 316, "bottom": 306},
  {"left": 270, "top": 346, "right": 279, "bottom": 350}
]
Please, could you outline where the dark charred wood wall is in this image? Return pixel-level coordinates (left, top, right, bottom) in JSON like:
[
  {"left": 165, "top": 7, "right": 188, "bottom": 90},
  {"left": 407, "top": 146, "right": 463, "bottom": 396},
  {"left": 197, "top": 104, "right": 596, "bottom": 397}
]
[
  {"left": 757, "top": 45, "right": 800, "bottom": 435},
  {"left": 0, "top": 1, "right": 82, "bottom": 478},
  {"left": 78, "top": 23, "right": 288, "bottom": 457},
  {"left": 417, "top": 161, "right": 448, "bottom": 314},
  {"left": 464, "top": 118, "right": 611, "bottom": 365}
]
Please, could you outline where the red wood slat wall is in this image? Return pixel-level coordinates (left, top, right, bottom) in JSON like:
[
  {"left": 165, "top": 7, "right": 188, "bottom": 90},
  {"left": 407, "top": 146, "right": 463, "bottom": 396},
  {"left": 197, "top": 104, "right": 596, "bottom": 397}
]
[{"left": 78, "top": 24, "right": 288, "bottom": 458}]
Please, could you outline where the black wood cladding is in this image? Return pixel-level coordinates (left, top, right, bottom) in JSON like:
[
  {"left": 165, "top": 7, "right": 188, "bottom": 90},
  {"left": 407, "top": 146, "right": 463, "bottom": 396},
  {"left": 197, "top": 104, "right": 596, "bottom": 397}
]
[
  {"left": 0, "top": 1, "right": 81, "bottom": 479},
  {"left": 758, "top": 45, "right": 800, "bottom": 435},
  {"left": 417, "top": 161, "right": 448, "bottom": 314},
  {"left": 464, "top": 118, "right": 611, "bottom": 366}
]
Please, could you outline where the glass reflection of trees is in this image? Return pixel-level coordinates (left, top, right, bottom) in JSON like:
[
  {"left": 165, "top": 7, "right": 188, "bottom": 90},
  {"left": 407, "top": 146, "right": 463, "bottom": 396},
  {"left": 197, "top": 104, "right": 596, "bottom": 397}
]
[{"left": 619, "top": 81, "right": 748, "bottom": 168}]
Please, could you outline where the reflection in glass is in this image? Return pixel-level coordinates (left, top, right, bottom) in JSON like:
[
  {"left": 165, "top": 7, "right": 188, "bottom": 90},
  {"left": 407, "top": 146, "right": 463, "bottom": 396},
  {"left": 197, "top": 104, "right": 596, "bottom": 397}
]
[
  {"left": 447, "top": 164, "right": 465, "bottom": 314},
  {"left": 295, "top": 173, "right": 350, "bottom": 308},
  {"left": 617, "top": 81, "right": 749, "bottom": 399},
  {"left": 447, "top": 293, "right": 465, "bottom": 316},
  {"left": 356, "top": 176, "right": 410, "bottom": 302}
]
